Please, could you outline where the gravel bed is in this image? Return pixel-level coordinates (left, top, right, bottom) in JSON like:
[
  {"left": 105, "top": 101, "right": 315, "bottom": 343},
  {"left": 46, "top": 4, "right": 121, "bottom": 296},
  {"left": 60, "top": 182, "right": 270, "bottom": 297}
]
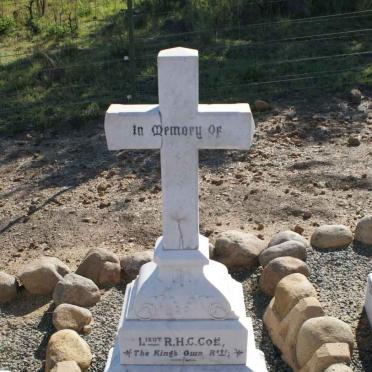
[{"left": 0, "top": 244, "right": 371, "bottom": 371}]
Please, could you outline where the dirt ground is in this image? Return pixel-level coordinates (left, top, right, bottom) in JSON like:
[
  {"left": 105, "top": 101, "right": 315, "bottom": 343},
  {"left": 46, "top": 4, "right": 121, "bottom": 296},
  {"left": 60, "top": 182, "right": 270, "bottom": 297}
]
[{"left": 0, "top": 94, "right": 371, "bottom": 371}]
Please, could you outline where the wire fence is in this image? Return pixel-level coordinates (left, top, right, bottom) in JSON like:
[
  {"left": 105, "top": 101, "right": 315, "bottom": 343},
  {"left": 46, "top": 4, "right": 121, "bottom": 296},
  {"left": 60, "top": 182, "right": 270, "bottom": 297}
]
[{"left": 0, "top": 1, "right": 371, "bottom": 132}]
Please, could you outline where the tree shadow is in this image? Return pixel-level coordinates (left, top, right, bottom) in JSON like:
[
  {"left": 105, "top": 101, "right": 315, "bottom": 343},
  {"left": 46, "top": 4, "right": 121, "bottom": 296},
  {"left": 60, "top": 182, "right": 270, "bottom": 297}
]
[
  {"left": 34, "top": 303, "right": 55, "bottom": 367},
  {"left": 0, "top": 287, "right": 51, "bottom": 317}
]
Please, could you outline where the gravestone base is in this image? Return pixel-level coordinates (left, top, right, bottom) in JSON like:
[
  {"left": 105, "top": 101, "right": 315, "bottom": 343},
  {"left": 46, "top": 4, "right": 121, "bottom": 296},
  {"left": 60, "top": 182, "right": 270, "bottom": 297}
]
[
  {"left": 104, "top": 336, "right": 267, "bottom": 372},
  {"left": 104, "top": 236, "right": 267, "bottom": 371},
  {"left": 365, "top": 273, "right": 372, "bottom": 327}
]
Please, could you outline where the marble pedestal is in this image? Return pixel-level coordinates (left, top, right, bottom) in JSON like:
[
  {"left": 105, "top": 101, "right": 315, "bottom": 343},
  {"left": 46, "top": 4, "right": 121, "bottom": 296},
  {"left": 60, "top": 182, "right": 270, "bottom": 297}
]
[
  {"left": 365, "top": 273, "right": 372, "bottom": 327},
  {"left": 104, "top": 235, "right": 267, "bottom": 371}
]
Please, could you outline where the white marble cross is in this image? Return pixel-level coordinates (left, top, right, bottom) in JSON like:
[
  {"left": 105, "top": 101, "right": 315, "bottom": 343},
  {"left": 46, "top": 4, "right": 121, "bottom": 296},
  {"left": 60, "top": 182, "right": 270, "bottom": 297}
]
[{"left": 105, "top": 47, "right": 254, "bottom": 251}]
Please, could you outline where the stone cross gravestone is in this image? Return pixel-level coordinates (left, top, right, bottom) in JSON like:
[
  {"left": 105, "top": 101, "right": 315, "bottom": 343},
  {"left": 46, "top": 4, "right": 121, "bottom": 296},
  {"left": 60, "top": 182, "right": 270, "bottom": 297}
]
[{"left": 104, "top": 47, "right": 267, "bottom": 371}]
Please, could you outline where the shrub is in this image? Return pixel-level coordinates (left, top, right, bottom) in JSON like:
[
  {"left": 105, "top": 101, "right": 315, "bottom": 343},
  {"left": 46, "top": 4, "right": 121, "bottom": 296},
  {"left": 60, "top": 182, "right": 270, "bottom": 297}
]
[{"left": 0, "top": 16, "right": 15, "bottom": 35}]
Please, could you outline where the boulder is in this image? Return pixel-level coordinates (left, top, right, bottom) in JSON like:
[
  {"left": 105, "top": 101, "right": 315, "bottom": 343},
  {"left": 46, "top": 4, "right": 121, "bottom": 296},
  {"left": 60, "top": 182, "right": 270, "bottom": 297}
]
[
  {"left": 0, "top": 271, "right": 18, "bottom": 303},
  {"left": 259, "top": 240, "right": 307, "bottom": 267},
  {"left": 50, "top": 360, "right": 81, "bottom": 372},
  {"left": 259, "top": 256, "right": 310, "bottom": 296},
  {"left": 76, "top": 248, "right": 121, "bottom": 287},
  {"left": 53, "top": 273, "right": 101, "bottom": 308},
  {"left": 263, "top": 298, "right": 283, "bottom": 348},
  {"left": 268, "top": 230, "right": 309, "bottom": 248},
  {"left": 355, "top": 215, "right": 372, "bottom": 245},
  {"left": 310, "top": 225, "right": 353, "bottom": 249},
  {"left": 273, "top": 273, "right": 317, "bottom": 319},
  {"left": 280, "top": 297, "right": 324, "bottom": 369},
  {"left": 213, "top": 230, "right": 266, "bottom": 269},
  {"left": 53, "top": 304, "right": 93, "bottom": 334},
  {"left": 299, "top": 343, "right": 351, "bottom": 372},
  {"left": 18, "top": 257, "right": 70, "bottom": 295},
  {"left": 324, "top": 364, "right": 353, "bottom": 372},
  {"left": 120, "top": 250, "right": 153, "bottom": 281},
  {"left": 296, "top": 316, "right": 354, "bottom": 368},
  {"left": 254, "top": 99, "right": 271, "bottom": 111},
  {"left": 349, "top": 88, "right": 362, "bottom": 105},
  {"left": 45, "top": 329, "right": 92, "bottom": 371}
]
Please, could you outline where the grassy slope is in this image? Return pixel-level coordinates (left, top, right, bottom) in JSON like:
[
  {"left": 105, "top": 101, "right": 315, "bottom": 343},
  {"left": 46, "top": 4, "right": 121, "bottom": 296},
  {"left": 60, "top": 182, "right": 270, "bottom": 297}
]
[{"left": 0, "top": 0, "right": 371, "bottom": 134}]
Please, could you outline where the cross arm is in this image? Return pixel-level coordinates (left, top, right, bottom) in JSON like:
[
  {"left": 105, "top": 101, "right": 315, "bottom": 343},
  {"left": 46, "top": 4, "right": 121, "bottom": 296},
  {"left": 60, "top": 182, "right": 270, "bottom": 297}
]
[
  {"left": 197, "top": 104, "right": 255, "bottom": 150},
  {"left": 105, "top": 104, "right": 162, "bottom": 150}
]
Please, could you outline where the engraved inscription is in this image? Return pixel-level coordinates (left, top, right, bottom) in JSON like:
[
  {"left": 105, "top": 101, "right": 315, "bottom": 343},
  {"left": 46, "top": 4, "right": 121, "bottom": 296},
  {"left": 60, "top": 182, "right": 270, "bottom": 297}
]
[
  {"left": 122, "top": 334, "right": 246, "bottom": 364},
  {"left": 130, "top": 124, "right": 223, "bottom": 139}
]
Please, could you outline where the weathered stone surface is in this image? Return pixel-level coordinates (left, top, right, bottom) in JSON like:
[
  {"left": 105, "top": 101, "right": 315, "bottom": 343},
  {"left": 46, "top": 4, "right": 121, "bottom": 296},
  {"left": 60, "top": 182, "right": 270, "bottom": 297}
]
[
  {"left": 263, "top": 297, "right": 282, "bottom": 348},
  {"left": 53, "top": 304, "right": 93, "bottom": 333},
  {"left": 280, "top": 297, "right": 325, "bottom": 370},
  {"left": 45, "top": 329, "right": 92, "bottom": 371},
  {"left": 299, "top": 343, "right": 351, "bottom": 372},
  {"left": 355, "top": 215, "right": 372, "bottom": 245},
  {"left": 310, "top": 225, "right": 353, "bottom": 249},
  {"left": 268, "top": 230, "right": 309, "bottom": 248},
  {"left": 259, "top": 256, "right": 310, "bottom": 296},
  {"left": 214, "top": 230, "right": 266, "bottom": 269},
  {"left": 324, "top": 363, "right": 353, "bottom": 372},
  {"left": 0, "top": 271, "right": 18, "bottom": 303},
  {"left": 296, "top": 317, "right": 354, "bottom": 368},
  {"left": 120, "top": 250, "right": 153, "bottom": 281},
  {"left": 76, "top": 248, "right": 121, "bottom": 287},
  {"left": 259, "top": 240, "right": 307, "bottom": 267},
  {"left": 50, "top": 360, "right": 81, "bottom": 372},
  {"left": 273, "top": 273, "right": 317, "bottom": 319},
  {"left": 53, "top": 273, "right": 101, "bottom": 308},
  {"left": 18, "top": 257, "right": 70, "bottom": 295}
]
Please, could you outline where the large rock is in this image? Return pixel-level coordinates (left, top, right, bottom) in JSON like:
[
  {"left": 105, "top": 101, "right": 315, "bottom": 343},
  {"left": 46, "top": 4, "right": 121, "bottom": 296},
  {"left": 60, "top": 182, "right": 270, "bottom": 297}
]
[
  {"left": 273, "top": 273, "right": 317, "bottom": 319},
  {"left": 355, "top": 215, "right": 372, "bottom": 245},
  {"left": 280, "top": 297, "right": 324, "bottom": 370},
  {"left": 310, "top": 225, "right": 353, "bottom": 249},
  {"left": 18, "top": 257, "right": 70, "bottom": 295},
  {"left": 120, "top": 250, "right": 153, "bottom": 281},
  {"left": 263, "top": 298, "right": 282, "bottom": 348},
  {"left": 300, "top": 343, "right": 351, "bottom": 372},
  {"left": 324, "top": 364, "right": 353, "bottom": 372},
  {"left": 349, "top": 88, "right": 362, "bottom": 105},
  {"left": 76, "top": 248, "right": 121, "bottom": 287},
  {"left": 0, "top": 271, "right": 18, "bottom": 303},
  {"left": 53, "top": 304, "right": 93, "bottom": 334},
  {"left": 296, "top": 316, "right": 354, "bottom": 368},
  {"left": 268, "top": 230, "right": 309, "bottom": 248},
  {"left": 53, "top": 273, "right": 101, "bottom": 308},
  {"left": 259, "top": 240, "right": 307, "bottom": 267},
  {"left": 50, "top": 361, "right": 81, "bottom": 372},
  {"left": 213, "top": 230, "right": 266, "bottom": 269},
  {"left": 254, "top": 99, "right": 271, "bottom": 111},
  {"left": 45, "top": 329, "right": 92, "bottom": 371},
  {"left": 259, "top": 256, "right": 310, "bottom": 296}
]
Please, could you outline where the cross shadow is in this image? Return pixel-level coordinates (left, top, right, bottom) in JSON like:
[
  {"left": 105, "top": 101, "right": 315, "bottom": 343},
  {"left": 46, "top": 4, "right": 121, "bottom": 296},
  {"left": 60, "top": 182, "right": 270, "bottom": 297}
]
[
  {"left": 355, "top": 308, "right": 372, "bottom": 371},
  {"left": 353, "top": 241, "right": 372, "bottom": 258}
]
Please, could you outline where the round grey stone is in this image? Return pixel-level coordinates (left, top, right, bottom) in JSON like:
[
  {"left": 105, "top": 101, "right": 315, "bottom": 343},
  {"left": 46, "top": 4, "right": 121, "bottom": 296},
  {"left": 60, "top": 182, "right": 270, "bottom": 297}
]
[
  {"left": 0, "top": 271, "right": 18, "bottom": 303},
  {"left": 310, "top": 225, "right": 353, "bottom": 249},
  {"left": 268, "top": 230, "right": 309, "bottom": 248},
  {"left": 259, "top": 240, "right": 307, "bottom": 267},
  {"left": 213, "top": 230, "right": 266, "bottom": 269},
  {"left": 355, "top": 215, "right": 372, "bottom": 245},
  {"left": 53, "top": 273, "right": 101, "bottom": 308}
]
